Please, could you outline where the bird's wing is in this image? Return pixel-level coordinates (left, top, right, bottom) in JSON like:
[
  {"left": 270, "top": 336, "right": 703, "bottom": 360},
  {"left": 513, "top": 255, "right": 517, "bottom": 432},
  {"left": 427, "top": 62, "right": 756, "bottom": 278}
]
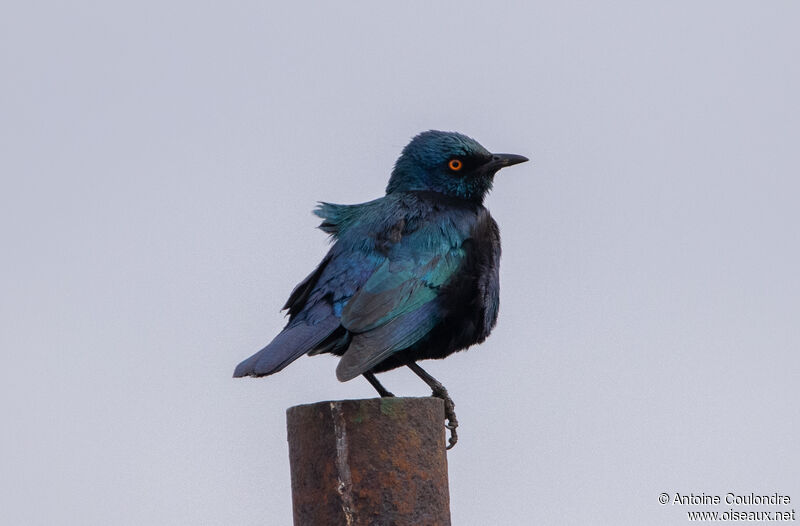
[{"left": 335, "top": 236, "right": 466, "bottom": 381}]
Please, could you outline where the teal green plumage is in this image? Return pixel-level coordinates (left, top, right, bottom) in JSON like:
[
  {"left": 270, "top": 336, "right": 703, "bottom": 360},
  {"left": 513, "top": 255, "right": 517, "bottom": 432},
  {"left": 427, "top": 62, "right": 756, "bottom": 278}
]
[{"left": 234, "top": 131, "right": 528, "bottom": 384}]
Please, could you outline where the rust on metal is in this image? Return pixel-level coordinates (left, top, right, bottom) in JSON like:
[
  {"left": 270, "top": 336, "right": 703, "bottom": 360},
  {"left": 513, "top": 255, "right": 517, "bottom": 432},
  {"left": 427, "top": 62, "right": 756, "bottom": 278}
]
[{"left": 286, "top": 397, "right": 451, "bottom": 526}]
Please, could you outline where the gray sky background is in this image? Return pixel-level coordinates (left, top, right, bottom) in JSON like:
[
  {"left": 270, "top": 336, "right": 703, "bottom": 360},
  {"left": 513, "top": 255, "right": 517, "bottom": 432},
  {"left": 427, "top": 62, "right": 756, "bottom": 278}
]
[{"left": 2, "top": 1, "right": 798, "bottom": 525}]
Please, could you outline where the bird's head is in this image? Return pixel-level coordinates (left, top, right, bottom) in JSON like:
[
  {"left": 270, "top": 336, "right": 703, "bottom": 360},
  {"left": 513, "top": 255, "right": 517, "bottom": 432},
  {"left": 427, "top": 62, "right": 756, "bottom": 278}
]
[{"left": 386, "top": 130, "right": 528, "bottom": 202}]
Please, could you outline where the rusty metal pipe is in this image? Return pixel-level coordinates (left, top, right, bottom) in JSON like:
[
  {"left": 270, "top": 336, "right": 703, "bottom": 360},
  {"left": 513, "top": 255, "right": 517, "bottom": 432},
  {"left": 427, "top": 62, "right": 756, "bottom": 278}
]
[{"left": 286, "top": 397, "right": 451, "bottom": 525}]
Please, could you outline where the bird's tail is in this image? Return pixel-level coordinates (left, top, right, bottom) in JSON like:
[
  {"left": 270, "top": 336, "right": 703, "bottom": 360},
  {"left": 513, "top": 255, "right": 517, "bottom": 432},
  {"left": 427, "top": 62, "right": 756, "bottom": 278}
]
[{"left": 233, "top": 315, "right": 340, "bottom": 378}]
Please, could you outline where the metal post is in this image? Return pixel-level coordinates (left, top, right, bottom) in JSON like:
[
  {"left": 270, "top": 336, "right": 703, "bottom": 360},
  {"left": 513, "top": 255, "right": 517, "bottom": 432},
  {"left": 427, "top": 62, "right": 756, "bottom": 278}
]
[{"left": 286, "top": 397, "right": 451, "bottom": 525}]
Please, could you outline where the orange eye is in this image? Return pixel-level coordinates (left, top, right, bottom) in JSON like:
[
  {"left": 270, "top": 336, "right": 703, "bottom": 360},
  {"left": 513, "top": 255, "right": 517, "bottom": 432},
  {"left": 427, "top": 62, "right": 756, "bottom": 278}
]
[{"left": 448, "top": 159, "right": 463, "bottom": 171}]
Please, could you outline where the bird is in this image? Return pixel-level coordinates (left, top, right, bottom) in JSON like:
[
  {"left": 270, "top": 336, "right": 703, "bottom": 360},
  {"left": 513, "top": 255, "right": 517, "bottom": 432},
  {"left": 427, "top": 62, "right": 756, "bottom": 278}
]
[{"left": 234, "top": 130, "right": 528, "bottom": 448}]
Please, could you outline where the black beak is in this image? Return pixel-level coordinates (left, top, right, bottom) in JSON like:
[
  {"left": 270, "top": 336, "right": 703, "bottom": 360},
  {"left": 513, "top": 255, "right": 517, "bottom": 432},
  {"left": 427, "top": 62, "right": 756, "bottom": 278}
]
[{"left": 486, "top": 153, "right": 529, "bottom": 173}]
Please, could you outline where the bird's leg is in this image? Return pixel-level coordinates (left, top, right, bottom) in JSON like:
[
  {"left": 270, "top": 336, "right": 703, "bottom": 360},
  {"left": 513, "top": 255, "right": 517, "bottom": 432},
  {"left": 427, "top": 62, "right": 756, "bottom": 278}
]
[
  {"left": 407, "top": 362, "right": 459, "bottom": 449},
  {"left": 363, "top": 372, "right": 395, "bottom": 398}
]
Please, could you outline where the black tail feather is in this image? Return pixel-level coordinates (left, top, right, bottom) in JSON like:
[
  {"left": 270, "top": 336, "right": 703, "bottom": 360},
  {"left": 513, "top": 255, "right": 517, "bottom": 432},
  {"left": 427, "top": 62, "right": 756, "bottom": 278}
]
[{"left": 234, "top": 316, "right": 340, "bottom": 377}]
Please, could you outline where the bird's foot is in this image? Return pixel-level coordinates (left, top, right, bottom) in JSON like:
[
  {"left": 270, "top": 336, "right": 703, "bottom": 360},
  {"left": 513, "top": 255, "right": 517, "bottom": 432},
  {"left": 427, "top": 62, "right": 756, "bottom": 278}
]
[
  {"left": 431, "top": 385, "right": 458, "bottom": 449},
  {"left": 407, "top": 362, "right": 460, "bottom": 449},
  {"left": 363, "top": 372, "right": 395, "bottom": 398}
]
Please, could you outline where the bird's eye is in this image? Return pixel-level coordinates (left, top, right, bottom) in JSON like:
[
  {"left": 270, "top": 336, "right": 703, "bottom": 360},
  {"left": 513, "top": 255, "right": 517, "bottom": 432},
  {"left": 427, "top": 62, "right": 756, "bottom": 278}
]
[{"left": 448, "top": 159, "right": 463, "bottom": 171}]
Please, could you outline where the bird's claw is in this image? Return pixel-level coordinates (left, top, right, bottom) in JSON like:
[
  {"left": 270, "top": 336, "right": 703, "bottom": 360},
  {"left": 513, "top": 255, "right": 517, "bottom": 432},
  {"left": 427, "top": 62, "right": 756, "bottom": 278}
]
[
  {"left": 445, "top": 425, "right": 458, "bottom": 450},
  {"left": 444, "top": 413, "right": 458, "bottom": 449},
  {"left": 431, "top": 388, "right": 459, "bottom": 449},
  {"left": 406, "top": 363, "right": 460, "bottom": 449}
]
